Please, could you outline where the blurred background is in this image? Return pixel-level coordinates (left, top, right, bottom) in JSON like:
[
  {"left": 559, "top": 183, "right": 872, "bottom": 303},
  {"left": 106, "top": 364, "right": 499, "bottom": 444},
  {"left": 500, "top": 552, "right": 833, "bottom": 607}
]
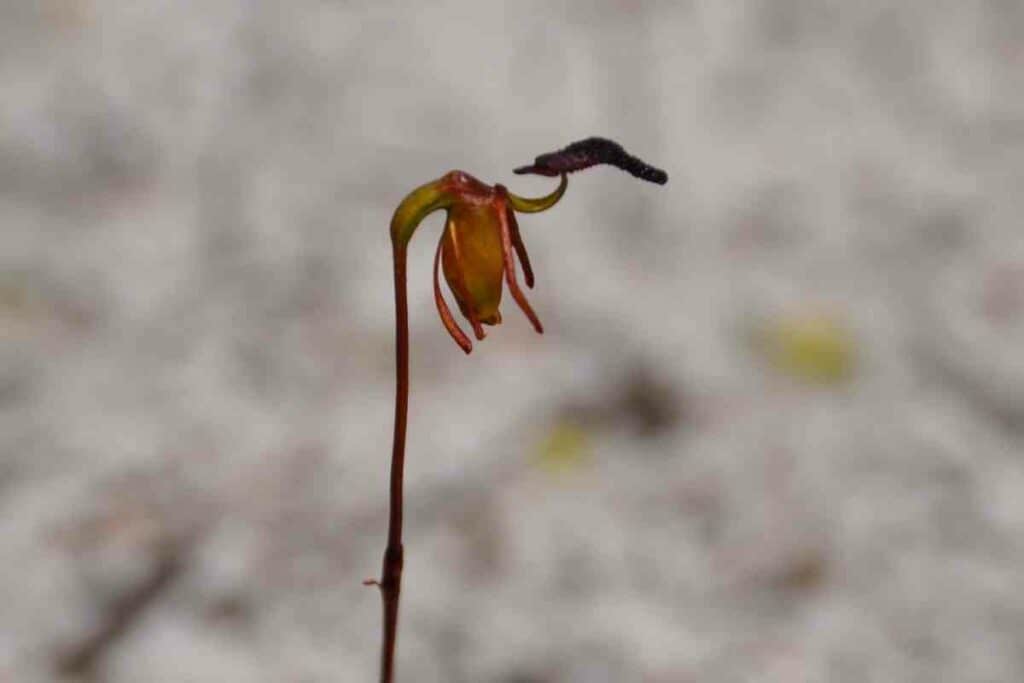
[{"left": 2, "top": 1, "right": 1024, "bottom": 681}]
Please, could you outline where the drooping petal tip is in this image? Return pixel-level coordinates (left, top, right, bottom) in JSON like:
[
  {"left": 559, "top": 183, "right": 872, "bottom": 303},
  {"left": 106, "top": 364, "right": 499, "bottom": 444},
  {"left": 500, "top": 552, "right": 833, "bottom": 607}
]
[{"left": 433, "top": 234, "right": 473, "bottom": 354}]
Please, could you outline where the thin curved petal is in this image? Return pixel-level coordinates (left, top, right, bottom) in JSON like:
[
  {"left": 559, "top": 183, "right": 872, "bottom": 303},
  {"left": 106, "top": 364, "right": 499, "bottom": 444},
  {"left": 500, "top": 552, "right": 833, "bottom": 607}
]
[
  {"left": 506, "top": 207, "right": 534, "bottom": 289},
  {"left": 497, "top": 194, "right": 543, "bottom": 334},
  {"left": 433, "top": 234, "right": 472, "bottom": 354}
]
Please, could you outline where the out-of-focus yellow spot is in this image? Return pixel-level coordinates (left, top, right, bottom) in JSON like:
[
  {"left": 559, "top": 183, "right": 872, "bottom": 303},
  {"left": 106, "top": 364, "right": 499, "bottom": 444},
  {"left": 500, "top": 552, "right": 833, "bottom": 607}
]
[
  {"left": 533, "top": 422, "right": 590, "bottom": 477},
  {"left": 755, "top": 312, "right": 856, "bottom": 385}
]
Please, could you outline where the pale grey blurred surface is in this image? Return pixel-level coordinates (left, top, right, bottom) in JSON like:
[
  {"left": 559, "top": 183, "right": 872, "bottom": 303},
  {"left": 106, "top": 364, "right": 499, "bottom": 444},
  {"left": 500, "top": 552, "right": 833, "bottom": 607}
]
[{"left": 2, "top": 1, "right": 1024, "bottom": 681}]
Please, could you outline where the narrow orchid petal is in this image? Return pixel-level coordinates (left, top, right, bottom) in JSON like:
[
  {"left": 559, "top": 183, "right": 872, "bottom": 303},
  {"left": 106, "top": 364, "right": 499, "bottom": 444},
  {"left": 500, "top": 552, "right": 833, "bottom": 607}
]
[
  {"left": 496, "top": 194, "right": 543, "bottom": 334},
  {"left": 506, "top": 207, "right": 534, "bottom": 289},
  {"left": 504, "top": 174, "right": 567, "bottom": 214},
  {"left": 443, "top": 224, "right": 487, "bottom": 340},
  {"left": 433, "top": 234, "right": 472, "bottom": 354}
]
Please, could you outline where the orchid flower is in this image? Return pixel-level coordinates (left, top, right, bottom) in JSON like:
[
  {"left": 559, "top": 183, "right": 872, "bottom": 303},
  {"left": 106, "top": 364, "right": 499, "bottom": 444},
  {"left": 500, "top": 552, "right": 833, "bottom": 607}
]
[
  {"left": 370, "top": 137, "right": 667, "bottom": 683},
  {"left": 393, "top": 170, "right": 566, "bottom": 353}
]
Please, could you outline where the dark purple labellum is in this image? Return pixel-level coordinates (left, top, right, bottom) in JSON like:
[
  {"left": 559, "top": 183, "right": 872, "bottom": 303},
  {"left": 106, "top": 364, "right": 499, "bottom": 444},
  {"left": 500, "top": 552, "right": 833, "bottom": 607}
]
[{"left": 514, "top": 136, "right": 668, "bottom": 185}]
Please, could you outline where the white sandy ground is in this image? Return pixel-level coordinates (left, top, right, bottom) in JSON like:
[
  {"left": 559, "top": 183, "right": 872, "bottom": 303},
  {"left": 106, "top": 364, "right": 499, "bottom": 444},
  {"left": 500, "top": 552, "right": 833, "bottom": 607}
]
[{"left": 2, "top": 1, "right": 1023, "bottom": 681}]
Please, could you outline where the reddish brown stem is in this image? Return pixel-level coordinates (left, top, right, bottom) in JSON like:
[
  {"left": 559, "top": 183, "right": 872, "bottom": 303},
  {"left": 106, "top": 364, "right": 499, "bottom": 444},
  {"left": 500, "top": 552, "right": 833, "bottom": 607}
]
[{"left": 367, "top": 241, "right": 409, "bottom": 683}]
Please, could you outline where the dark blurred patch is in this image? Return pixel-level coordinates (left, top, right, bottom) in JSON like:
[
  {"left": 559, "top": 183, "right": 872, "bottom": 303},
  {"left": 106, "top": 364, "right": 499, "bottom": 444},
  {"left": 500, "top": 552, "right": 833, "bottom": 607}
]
[
  {"left": 724, "top": 542, "right": 831, "bottom": 606},
  {"left": 56, "top": 543, "right": 188, "bottom": 679},
  {"left": 616, "top": 365, "right": 686, "bottom": 436},
  {"left": 764, "top": 547, "right": 829, "bottom": 594},
  {"left": 49, "top": 465, "right": 211, "bottom": 678},
  {"left": 915, "top": 205, "right": 972, "bottom": 252},
  {"left": 560, "top": 361, "right": 688, "bottom": 440},
  {"left": 204, "top": 593, "right": 255, "bottom": 626}
]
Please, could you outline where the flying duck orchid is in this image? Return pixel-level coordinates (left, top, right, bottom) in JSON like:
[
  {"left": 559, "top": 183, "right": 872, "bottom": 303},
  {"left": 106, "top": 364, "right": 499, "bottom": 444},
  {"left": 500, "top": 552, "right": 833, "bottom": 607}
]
[{"left": 371, "top": 137, "right": 667, "bottom": 683}]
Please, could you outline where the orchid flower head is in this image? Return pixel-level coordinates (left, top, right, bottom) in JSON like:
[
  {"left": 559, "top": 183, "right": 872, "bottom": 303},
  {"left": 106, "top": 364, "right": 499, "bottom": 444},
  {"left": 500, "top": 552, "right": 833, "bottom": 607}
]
[{"left": 389, "top": 137, "right": 667, "bottom": 354}]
